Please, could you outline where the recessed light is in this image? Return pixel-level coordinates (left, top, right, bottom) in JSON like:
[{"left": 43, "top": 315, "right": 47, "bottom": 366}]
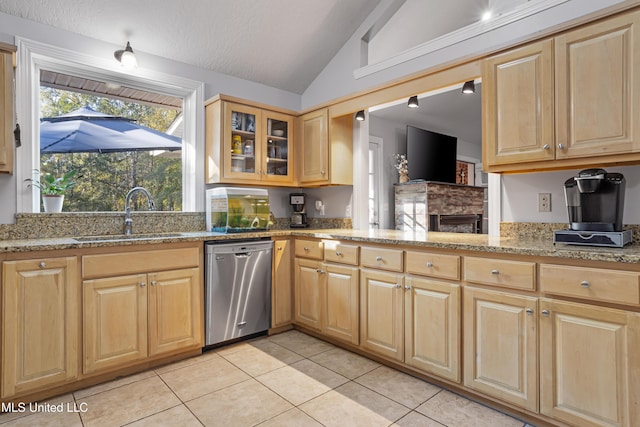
[{"left": 482, "top": 10, "right": 492, "bottom": 21}]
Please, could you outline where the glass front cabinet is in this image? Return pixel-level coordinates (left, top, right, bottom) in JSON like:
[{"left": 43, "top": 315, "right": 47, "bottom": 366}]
[{"left": 206, "top": 97, "right": 294, "bottom": 186}]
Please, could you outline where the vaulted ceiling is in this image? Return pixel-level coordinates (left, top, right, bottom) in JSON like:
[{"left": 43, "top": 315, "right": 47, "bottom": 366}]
[{"left": 0, "top": 0, "right": 383, "bottom": 94}]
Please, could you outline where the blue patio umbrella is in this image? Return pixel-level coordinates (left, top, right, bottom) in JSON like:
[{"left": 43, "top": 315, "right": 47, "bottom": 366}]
[{"left": 40, "top": 106, "right": 182, "bottom": 153}]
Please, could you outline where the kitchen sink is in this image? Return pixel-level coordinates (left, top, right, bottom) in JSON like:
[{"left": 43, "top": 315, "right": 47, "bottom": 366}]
[{"left": 72, "top": 232, "right": 186, "bottom": 243}]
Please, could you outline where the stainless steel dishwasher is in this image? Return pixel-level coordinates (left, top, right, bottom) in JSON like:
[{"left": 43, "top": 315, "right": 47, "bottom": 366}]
[{"left": 205, "top": 239, "right": 272, "bottom": 347}]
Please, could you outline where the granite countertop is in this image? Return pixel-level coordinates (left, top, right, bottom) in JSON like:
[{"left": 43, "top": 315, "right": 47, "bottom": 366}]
[{"left": 2, "top": 228, "right": 640, "bottom": 264}]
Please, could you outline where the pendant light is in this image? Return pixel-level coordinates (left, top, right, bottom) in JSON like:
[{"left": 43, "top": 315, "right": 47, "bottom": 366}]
[{"left": 407, "top": 96, "right": 419, "bottom": 108}]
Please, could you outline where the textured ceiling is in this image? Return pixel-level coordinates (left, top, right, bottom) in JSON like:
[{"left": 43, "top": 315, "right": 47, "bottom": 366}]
[{"left": 0, "top": 0, "right": 382, "bottom": 94}]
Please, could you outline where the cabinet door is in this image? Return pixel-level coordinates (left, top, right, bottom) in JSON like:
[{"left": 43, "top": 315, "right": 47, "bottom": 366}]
[
  {"left": 556, "top": 11, "right": 640, "bottom": 159},
  {"left": 483, "top": 39, "right": 554, "bottom": 167},
  {"left": 263, "top": 111, "right": 294, "bottom": 184},
  {"left": 323, "top": 263, "right": 359, "bottom": 345},
  {"left": 404, "top": 277, "right": 460, "bottom": 383},
  {"left": 463, "top": 287, "right": 538, "bottom": 412},
  {"left": 148, "top": 268, "right": 202, "bottom": 357},
  {"left": 2, "top": 257, "right": 78, "bottom": 398},
  {"left": 359, "top": 269, "right": 404, "bottom": 361},
  {"left": 294, "top": 258, "right": 323, "bottom": 330},
  {"left": 297, "top": 109, "right": 328, "bottom": 184},
  {"left": 83, "top": 274, "right": 148, "bottom": 374},
  {"left": 272, "top": 239, "right": 292, "bottom": 328},
  {"left": 540, "top": 298, "right": 640, "bottom": 427},
  {"left": 223, "top": 102, "right": 262, "bottom": 182},
  {"left": 0, "top": 49, "right": 13, "bottom": 174}
]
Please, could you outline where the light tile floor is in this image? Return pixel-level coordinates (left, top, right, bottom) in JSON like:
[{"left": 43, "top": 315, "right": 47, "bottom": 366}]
[{"left": 0, "top": 330, "right": 535, "bottom": 427}]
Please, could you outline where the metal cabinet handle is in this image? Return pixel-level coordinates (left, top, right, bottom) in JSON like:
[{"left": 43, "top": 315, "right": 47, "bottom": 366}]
[
  {"left": 543, "top": 144, "right": 550, "bottom": 150},
  {"left": 580, "top": 280, "right": 590, "bottom": 288},
  {"left": 277, "top": 246, "right": 283, "bottom": 251},
  {"left": 491, "top": 269, "right": 500, "bottom": 275},
  {"left": 558, "top": 143, "right": 565, "bottom": 150},
  {"left": 404, "top": 285, "right": 411, "bottom": 290},
  {"left": 39, "top": 261, "right": 46, "bottom": 268},
  {"left": 376, "top": 256, "right": 383, "bottom": 261},
  {"left": 316, "top": 269, "right": 325, "bottom": 274},
  {"left": 151, "top": 280, "right": 157, "bottom": 286},
  {"left": 321, "top": 170, "right": 326, "bottom": 175},
  {"left": 304, "top": 247, "right": 310, "bottom": 251},
  {"left": 541, "top": 309, "right": 550, "bottom": 316},
  {"left": 426, "top": 262, "right": 433, "bottom": 268},
  {"left": 140, "top": 282, "right": 146, "bottom": 287},
  {"left": 526, "top": 308, "right": 534, "bottom": 315},
  {"left": 395, "top": 284, "right": 401, "bottom": 289},
  {"left": 336, "top": 251, "right": 343, "bottom": 256}
]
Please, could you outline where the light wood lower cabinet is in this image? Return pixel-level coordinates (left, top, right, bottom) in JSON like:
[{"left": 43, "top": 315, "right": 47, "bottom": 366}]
[
  {"left": 540, "top": 298, "right": 640, "bottom": 427},
  {"left": 83, "top": 274, "right": 148, "bottom": 373},
  {"left": 323, "top": 263, "right": 359, "bottom": 345},
  {"left": 463, "top": 287, "right": 538, "bottom": 412},
  {"left": 148, "top": 268, "right": 202, "bottom": 356},
  {"left": 272, "top": 239, "right": 293, "bottom": 328},
  {"left": 2, "top": 257, "right": 78, "bottom": 398},
  {"left": 359, "top": 269, "right": 404, "bottom": 361},
  {"left": 294, "top": 258, "right": 323, "bottom": 330},
  {"left": 405, "top": 276, "right": 460, "bottom": 382},
  {"left": 84, "top": 267, "right": 201, "bottom": 374}
]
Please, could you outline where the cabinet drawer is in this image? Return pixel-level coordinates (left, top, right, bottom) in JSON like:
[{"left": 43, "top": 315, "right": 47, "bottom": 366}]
[
  {"left": 361, "top": 246, "right": 403, "bottom": 272},
  {"left": 405, "top": 251, "right": 460, "bottom": 280},
  {"left": 464, "top": 257, "right": 535, "bottom": 290},
  {"left": 540, "top": 264, "right": 640, "bottom": 305},
  {"left": 294, "top": 239, "right": 324, "bottom": 259},
  {"left": 324, "top": 242, "right": 358, "bottom": 265},
  {"left": 83, "top": 247, "right": 200, "bottom": 279}
]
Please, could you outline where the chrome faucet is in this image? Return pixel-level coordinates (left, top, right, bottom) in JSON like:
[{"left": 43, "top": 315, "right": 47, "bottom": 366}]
[{"left": 124, "top": 187, "right": 155, "bottom": 235}]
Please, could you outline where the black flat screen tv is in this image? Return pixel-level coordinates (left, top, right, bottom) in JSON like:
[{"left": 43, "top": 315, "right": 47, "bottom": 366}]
[{"left": 406, "top": 125, "right": 457, "bottom": 183}]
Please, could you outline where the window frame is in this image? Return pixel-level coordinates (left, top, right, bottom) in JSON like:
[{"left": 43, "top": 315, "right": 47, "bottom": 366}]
[{"left": 15, "top": 37, "right": 205, "bottom": 213}]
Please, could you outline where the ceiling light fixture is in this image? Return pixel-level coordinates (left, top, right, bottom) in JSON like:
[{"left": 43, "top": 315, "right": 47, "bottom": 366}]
[
  {"left": 355, "top": 110, "right": 365, "bottom": 121},
  {"left": 481, "top": 10, "right": 492, "bottom": 21},
  {"left": 462, "top": 80, "right": 475, "bottom": 94},
  {"left": 114, "top": 41, "right": 138, "bottom": 69},
  {"left": 407, "top": 96, "right": 419, "bottom": 108}
]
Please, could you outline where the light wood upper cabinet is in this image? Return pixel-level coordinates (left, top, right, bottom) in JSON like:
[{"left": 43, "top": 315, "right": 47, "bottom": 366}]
[
  {"left": 463, "top": 287, "right": 538, "bottom": 412},
  {"left": 483, "top": 9, "right": 640, "bottom": 172},
  {"left": 540, "top": 298, "right": 640, "bottom": 427},
  {"left": 272, "top": 239, "right": 293, "bottom": 328},
  {"left": 296, "top": 109, "right": 353, "bottom": 186},
  {"left": 404, "top": 277, "right": 460, "bottom": 383},
  {"left": 83, "top": 274, "right": 148, "bottom": 374},
  {"left": 205, "top": 98, "right": 295, "bottom": 186},
  {"left": 482, "top": 39, "right": 554, "bottom": 167},
  {"left": 0, "top": 46, "right": 13, "bottom": 174},
  {"left": 360, "top": 268, "right": 404, "bottom": 361},
  {"left": 2, "top": 257, "right": 78, "bottom": 398},
  {"left": 555, "top": 11, "right": 640, "bottom": 159}
]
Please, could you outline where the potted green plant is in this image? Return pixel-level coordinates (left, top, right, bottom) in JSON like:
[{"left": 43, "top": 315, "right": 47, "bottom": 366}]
[{"left": 25, "top": 170, "right": 78, "bottom": 213}]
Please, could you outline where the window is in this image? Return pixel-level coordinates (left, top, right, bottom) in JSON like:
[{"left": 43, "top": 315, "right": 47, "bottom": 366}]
[
  {"left": 15, "top": 38, "right": 204, "bottom": 213},
  {"left": 39, "top": 81, "right": 183, "bottom": 212}
]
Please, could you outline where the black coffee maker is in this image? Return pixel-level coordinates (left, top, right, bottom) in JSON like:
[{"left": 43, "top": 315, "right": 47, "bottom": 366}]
[{"left": 554, "top": 168, "right": 631, "bottom": 247}]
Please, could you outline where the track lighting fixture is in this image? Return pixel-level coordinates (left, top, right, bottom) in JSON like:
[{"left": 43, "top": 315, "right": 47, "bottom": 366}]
[
  {"left": 462, "top": 80, "right": 475, "bottom": 94},
  {"left": 407, "top": 96, "right": 419, "bottom": 108},
  {"left": 114, "top": 41, "right": 138, "bottom": 69},
  {"left": 355, "top": 110, "right": 365, "bottom": 121}
]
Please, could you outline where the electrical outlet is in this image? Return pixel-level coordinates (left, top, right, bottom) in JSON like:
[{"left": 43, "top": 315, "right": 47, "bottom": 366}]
[{"left": 538, "top": 193, "right": 551, "bottom": 212}]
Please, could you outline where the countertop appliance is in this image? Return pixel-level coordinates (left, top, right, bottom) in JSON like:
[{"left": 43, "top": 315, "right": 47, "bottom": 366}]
[
  {"left": 554, "top": 168, "right": 631, "bottom": 247},
  {"left": 206, "top": 187, "right": 270, "bottom": 233},
  {"left": 290, "top": 193, "right": 308, "bottom": 228},
  {"left": 204, "top": 239, "right": 272, "bottom": 347}
]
